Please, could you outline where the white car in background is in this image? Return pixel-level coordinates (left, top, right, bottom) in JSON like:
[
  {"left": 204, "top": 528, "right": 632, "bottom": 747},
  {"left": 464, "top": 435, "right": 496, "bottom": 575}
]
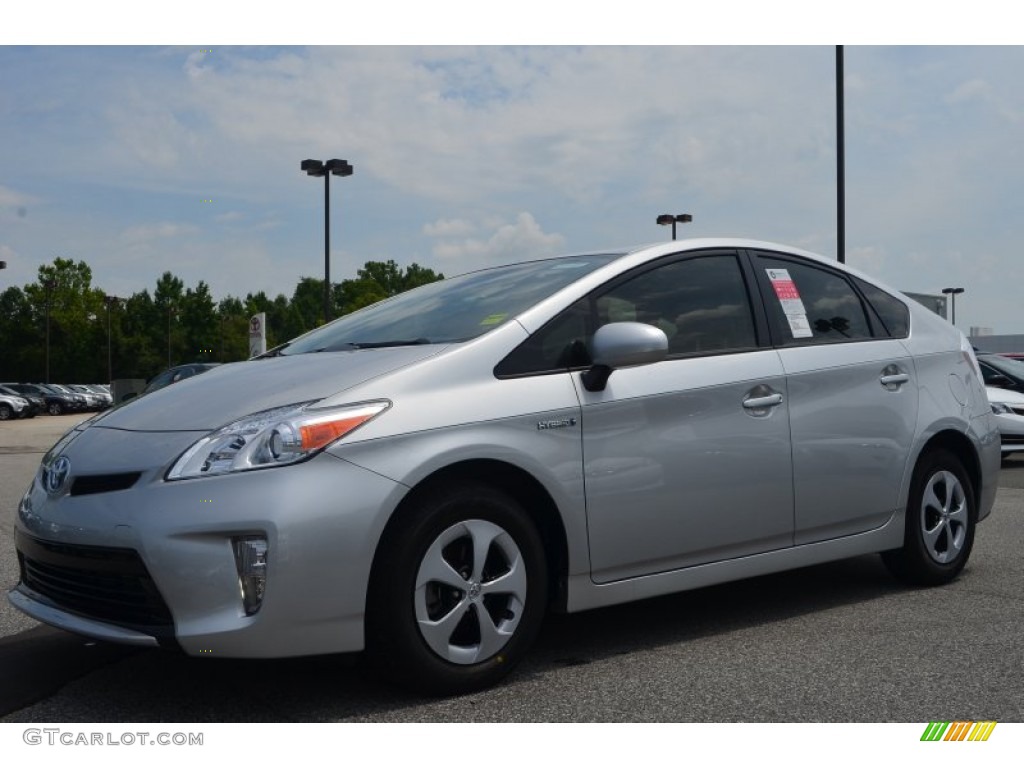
[
  {"left": 986, "top": 386, "right": 1024, "bottom": 460},
  {"left": 0, "top": 391, "right": 31, "bottom": 420}
]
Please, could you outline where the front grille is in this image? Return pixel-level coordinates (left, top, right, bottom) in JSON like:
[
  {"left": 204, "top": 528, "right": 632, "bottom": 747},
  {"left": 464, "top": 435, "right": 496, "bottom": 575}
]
[
  {"left": 16, "top": 531, "right": 173, "bottom": 636},
  {"left": 70, "top": 472, "right": 141, "bottom": 496},
  {"left": 1003, "top": 434, "right": 1024, "bottom": 446}
]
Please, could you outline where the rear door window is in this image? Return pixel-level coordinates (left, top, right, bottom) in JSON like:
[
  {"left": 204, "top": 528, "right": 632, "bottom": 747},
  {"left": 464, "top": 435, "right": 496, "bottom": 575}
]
[{"left": 753, "top": 253, "right": 875, "bottom": 345}]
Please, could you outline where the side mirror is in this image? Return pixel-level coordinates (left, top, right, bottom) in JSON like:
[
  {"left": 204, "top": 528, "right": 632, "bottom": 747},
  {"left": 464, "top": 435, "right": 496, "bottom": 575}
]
[{"left": 581, "top": 322, "right": 669, "bottom": 392}]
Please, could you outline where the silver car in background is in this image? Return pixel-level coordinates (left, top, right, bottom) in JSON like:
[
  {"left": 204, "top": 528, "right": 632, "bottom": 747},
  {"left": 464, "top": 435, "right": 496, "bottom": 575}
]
[{"left": 9, "top": 239, "right": 1000, "bottom": 694}]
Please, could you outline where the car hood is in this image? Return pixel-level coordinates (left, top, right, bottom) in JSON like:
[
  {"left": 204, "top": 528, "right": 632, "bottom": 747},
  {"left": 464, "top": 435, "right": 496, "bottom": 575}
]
[{"left": 95, "top": 346, "right": 447, "bottom": 432}]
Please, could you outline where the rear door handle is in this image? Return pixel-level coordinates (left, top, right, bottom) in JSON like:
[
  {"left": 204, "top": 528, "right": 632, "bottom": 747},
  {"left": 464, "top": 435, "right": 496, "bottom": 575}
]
[
  {"left": 880, "top": 364, "right": 910, "bottom": 390},
  {"left": 880, "top": 374, "right": 909, "bottom": 385}
]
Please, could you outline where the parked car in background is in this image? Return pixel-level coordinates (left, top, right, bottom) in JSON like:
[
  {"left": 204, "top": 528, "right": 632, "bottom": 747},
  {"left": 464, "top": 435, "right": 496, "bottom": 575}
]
[
  {"left": 1, "top": 383, "right": 82, "bottom": 415},
  {"left": 977, "top": 353, "right": 1024, "bottom": 394},
  {"left": 986, "top": 386, "right": 1024, "bottom": 460},
  {"left": 43, "top": 384, "right": 91, "bottom": 412},
  {"left": 0, "top": 390, "right": 31, "bottom": 420},
  {"left": 9, "top": 239, "right": 1001, "bottom": 694},
  {"left": 86, "top": 385, "right": 114, "bottom": 408},
  {"left": 138, "top": 363, "right": 221, "bottom": 397},
  {"left": 67, "top": 384, "right": 111, "bottom": 410},
  {"left": 0, "top": 385, "right": 43, "bottom": 417}
]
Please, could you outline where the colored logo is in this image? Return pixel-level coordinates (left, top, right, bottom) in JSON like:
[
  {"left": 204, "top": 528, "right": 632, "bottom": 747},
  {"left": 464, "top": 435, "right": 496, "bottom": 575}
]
[{"left": 921, "top": 721, "right": 997, "bottom": 742}]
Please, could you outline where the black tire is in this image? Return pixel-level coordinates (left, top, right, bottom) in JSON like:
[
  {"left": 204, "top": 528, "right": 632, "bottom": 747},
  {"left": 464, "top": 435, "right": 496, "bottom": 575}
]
[
  {"left": 0, "top": 404, "right": 11, "bottom": 421},
  {"left": 882, "top": 449, "right": 976, "bottom": 586},
  {"left": 367, "top": 484, "right": 548, "bottom": 695},
  {"left": 47, "top": 401, "right": 63, "bottom": 416}
]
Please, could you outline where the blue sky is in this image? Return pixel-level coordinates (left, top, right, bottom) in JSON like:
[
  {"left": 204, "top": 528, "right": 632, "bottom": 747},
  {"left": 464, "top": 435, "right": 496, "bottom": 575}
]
[{"left": 2, "top": 18, "right": 1023, "bottom": 334}]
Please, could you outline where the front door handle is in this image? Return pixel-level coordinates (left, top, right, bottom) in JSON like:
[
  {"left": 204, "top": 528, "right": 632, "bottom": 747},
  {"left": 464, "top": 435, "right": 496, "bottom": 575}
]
[
  {"left": 742, "top": 384, "right": 784, "bottom": 417},
  {"left": 743, "top": 393, "right": 784, "bottom": 409}
]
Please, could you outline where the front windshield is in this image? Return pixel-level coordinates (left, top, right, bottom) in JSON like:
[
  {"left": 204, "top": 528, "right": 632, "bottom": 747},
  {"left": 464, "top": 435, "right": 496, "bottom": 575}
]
[{"left": 278, "top": 254, "right": 622, "bottom": 355}]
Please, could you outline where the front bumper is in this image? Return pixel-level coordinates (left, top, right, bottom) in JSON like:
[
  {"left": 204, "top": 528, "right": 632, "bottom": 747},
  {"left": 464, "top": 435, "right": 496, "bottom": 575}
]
[{"left": 9, "top": 429, "right": 406, "bottom": 658}]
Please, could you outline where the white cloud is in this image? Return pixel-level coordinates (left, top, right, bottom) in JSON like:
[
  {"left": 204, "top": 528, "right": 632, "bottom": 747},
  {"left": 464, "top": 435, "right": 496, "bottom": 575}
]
[
  {"left": 430, "top": 212, "right": 565, "bottom": 273},
  {"left": 0, "top": 185, "right": 38, "bottom": 208},
  {"left": 119, "top": 222, "right": 200, "bottom": 243},
  {"left": 945, "top": 78, "right": 993, "bottom": 105},
  {"left": 422, "top": 218, "right": 476, "bottom": 237}
]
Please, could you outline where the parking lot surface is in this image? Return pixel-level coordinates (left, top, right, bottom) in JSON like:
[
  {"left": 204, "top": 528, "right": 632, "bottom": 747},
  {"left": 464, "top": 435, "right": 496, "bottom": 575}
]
[{"left": 2, "top": 415, "right": 1022, "bottom": 722}]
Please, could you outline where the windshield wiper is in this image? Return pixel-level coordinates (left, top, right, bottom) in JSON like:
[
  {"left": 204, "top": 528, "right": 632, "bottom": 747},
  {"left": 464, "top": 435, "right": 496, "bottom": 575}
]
[
  {"left": 254, "top": 342, "right": 291, "bottom": 358},
  {"left": 350, "top": 338, "right": 433, "bottom": 349},
  {"left": 312, "top": 338, "right": 433, "bottom": 352}
]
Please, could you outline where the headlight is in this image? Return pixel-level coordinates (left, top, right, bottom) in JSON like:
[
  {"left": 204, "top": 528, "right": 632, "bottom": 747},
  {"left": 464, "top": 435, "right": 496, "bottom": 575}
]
[
  {"left": 991, "top": 402, "right": 1013, "bottom": 415},
  {"left": 166, "top": 400, "right": 390, "bottom": 480}
]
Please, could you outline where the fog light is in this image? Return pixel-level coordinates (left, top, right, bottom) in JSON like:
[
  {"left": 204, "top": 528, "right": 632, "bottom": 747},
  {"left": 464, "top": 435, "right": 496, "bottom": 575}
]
[{"left": 232, "top": 536, "right": 268, "bottom": 615}]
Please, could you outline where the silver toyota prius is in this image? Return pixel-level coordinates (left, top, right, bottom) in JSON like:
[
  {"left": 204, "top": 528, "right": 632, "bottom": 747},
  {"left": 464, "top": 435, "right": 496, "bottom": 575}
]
[{"left": 9, "top": 239, "right": 1000, "bottom": 694}]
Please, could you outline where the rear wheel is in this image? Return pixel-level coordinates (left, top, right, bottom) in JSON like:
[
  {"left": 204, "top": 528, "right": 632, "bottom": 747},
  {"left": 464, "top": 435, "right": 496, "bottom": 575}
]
[
  {"left": 882, "top": 449, "right": 976, "bottom": 585},
  {"left": 368, "top": 485, "right": 548, "bottom": 695}
]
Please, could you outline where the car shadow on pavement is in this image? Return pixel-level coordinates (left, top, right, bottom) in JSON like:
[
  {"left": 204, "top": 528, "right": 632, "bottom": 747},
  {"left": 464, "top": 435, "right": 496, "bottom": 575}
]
[{"left": 1, "top": 553, "right": 928, "bottom": 723}]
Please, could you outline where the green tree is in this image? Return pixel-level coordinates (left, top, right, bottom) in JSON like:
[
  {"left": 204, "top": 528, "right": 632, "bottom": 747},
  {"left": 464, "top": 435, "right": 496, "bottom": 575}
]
[
  {"left": 217, "top": 296, "right": 250, "bottom": 362},
  {"left": 21, "top": 258, "right": 106, "bottom": 382},
  {"left": 181, "top": 281, "right": 218, "bottom": 362},
  {"left": 0, "top": 286, "right": 41, "bottom": 381},
  {"left": 337, "top": 260, "right": 443, "bottom": 315}
]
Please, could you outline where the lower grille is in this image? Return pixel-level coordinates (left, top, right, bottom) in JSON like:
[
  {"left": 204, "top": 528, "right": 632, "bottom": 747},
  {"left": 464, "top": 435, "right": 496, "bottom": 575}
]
[{"left": 16, "top": 531, "right": 173, "bottom": 636}]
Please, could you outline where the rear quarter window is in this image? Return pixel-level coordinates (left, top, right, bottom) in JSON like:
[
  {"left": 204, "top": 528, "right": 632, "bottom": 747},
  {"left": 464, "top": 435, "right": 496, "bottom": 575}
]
[{"left": 853, "top": 278, "right": 910, "bottom": 338}]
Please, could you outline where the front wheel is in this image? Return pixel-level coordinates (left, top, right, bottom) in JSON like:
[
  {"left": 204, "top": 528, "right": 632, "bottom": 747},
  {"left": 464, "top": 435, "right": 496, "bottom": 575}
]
[
  {"left": 47, "top": 402, "right": 63, "bottom": 416},
  {"left": 882, "top": 449, "right": 976, "bottom": 585},
  {"left": 0, "top": 404, "right": 11, "bottom": 421},
  {"left": 368, "top": 485, "right": 548, "bottom": 695}
]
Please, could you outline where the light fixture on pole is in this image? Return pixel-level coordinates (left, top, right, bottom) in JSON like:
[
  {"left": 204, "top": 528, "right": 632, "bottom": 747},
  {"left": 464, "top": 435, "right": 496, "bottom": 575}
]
[
  {"left": 302, "top": 158, "right": 354, "bottom": 325},
  {"left": 656, "top": 213, "right": 693, "bottom": 240},
  {"left": 941, "top": 287, "right": 964, "bottom": 326}
]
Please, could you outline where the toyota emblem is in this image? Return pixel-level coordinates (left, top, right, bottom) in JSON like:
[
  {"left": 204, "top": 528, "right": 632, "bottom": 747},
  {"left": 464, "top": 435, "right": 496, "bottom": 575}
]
[{"left": 44, "top": 456, "right": 72, "bottom": 496}]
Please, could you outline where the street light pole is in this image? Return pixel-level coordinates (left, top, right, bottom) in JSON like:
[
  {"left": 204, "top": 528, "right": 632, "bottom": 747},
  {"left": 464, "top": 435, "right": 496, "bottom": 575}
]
[
  {"left": 301, "top": 158, "right": 354, "bottom": 325},
  {"left": 941, "top": 287, "right": 964, "bottom": 326},
  {"left": 43, "top": 278, "right": 54, "bottom": 383},
  {"left": 167, "top": 305, "right": 177, "bottom": 368},
  {"left": 837, "top": 45, "right": 846, "bottom": 265},
  {"left": 656, "top": 213, "right": 693, "bottom": 240},
  {"left": 104, "top": 295, "right": 122, "bottom": 384}
]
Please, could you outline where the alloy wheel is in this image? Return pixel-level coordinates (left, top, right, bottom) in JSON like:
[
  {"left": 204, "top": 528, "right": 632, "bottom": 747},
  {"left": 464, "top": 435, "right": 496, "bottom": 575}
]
[
  {"left": 414, "top": 518, "right": 527, "bottom": 665},
  {"left": 920, "top": 469, "right": 968, "bottom": 564}
]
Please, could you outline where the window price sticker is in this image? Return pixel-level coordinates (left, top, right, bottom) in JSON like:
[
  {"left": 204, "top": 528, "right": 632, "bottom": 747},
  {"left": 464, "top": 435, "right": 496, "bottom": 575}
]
[{"left": 766, "top": 268, "right": 813, "bottom": 338}]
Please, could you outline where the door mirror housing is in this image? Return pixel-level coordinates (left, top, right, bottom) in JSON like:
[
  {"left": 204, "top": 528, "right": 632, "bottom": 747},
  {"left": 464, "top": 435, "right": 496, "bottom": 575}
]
[{"left": 581, "top": 322, "right": 669, "bottom": 392}]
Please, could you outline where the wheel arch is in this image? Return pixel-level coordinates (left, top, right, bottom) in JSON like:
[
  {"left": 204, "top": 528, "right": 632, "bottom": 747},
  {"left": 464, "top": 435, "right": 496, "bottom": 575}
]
[{"left": 367, "top": 458, "right": 570, "bottom": 615}]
